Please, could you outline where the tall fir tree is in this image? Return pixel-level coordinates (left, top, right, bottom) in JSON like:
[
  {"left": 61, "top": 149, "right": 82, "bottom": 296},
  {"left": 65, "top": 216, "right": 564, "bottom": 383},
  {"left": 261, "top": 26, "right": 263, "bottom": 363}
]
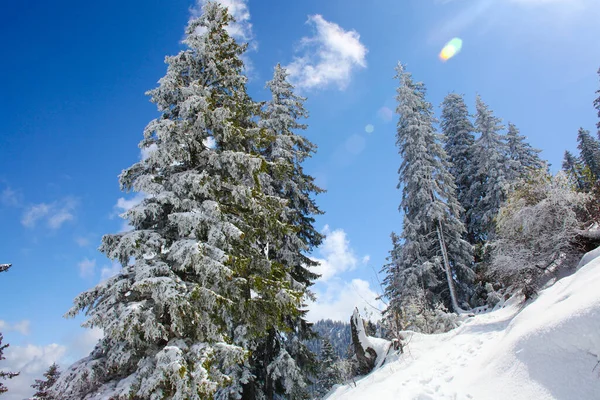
[
  {"left": 440, "top": 93, "right": 475, "bottom": 227},
  {"left": 594, "top": 67, "right": 600, "bottom": 139},
  {"left": 53, "top": 3, "right": 316, "bottom": 399},
  {"left": 465, "top": 95, "right": 508, "bottom": 243},
  {"left": 577, "top": 127, "right": 600, "bottom": 181},
  {"left": 505, "top": 122, "right": 544, "bottom": 182},
  {"left": 316, "top": 339, "right": 339, "bottom": 396},
  {"left": 382, "top": 63, "right": 474, "bottom": 321},
  {"left": 31, "top": 363, "right": 61, "bottom": 400},
  {"left": 235, "top": 64, "right": 324, "bottom": 399},
  {"left": 0, "top": 264, "right": 19, "bottom": 396},
  {"left": 562, "top": 150, "right": 589, "bottom": 192}
]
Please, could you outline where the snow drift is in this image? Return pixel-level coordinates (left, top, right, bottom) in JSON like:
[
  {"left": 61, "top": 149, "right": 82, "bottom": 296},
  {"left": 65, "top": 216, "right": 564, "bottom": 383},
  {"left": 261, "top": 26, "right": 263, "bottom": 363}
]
[{"left": 327, "top": 248, "right": 600, "bottom": 400}]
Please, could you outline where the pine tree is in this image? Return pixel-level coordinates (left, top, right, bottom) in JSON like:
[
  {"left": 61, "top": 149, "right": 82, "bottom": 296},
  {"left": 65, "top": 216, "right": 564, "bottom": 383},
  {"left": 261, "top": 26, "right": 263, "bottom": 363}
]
[
  {"left": 562, "top": 151, "right": 589, "bottom": 191},
  {"left": 382, "top": 63, "right": 474, "bottom": 320},
  {"left": 505, "top": 122, "right": 544, "bottom": 182},
  {"left": 594, "top": 67, "right": 600, "bottom": 139},
  {"left": 0, "top": 264, "right": 19, "bottom": 396},
  {"left": 440, "top": 93, "right": 475, "bottom": 220},
  {"left": 466, "top": 95, "right": 508, "bottom": 243},
  {"left": 31, "top": 363, "right": 60, "bottom": 399},
  {"left": 232, "top": 64, "right": 323, "bottom": 400},
  {"left": 53, "top": 3, "right": 312, "bottom": 399},
  {"left": 316, "top": 339, "right": 339, "bottom": 396},
  {"left": 577, "top": 127, "right": 600, "bottom": 181}
]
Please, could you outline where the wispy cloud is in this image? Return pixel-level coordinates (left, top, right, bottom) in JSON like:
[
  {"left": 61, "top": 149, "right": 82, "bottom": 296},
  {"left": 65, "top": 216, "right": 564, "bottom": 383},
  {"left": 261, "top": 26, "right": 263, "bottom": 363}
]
[
  {"left": 1, "top": 187, "right": 20, "bottom": 207},
  {"left": 286, "top": 15, "right": 367, "bottom": 91},
  {"left": 1, "top": 327, "right": 102, "bottom": 399},
  {"left": 78, "top": 258, "right": 96, "bottom": 279},
  {"left": 0, "top": 319, "right": 31, "bottom": 335},
  {"left": 21, "top": 197, "right": 77, "bottom": 230}
]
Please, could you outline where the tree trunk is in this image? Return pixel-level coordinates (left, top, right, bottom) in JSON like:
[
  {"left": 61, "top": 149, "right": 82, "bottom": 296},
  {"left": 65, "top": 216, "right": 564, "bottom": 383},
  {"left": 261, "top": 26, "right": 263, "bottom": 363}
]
[
  {"left": 350, "top": 308, "right": 377, "bottom": 375},
  {"left": 436, "top": 221, "right": 464, "bottom": 314}
]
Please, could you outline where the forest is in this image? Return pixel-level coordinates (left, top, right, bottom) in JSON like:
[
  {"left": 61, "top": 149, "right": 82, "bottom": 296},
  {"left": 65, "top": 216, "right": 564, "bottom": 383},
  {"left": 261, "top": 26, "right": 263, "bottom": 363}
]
[{"left": 1, "top": 1, "right": 599, "bottom": 399}]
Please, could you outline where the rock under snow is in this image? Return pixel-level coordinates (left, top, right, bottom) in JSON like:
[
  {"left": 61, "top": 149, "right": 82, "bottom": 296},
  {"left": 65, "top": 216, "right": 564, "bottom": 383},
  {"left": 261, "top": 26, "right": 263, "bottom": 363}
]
[{"left": 328, "top": 248, "right": 600, "bottom": 400}]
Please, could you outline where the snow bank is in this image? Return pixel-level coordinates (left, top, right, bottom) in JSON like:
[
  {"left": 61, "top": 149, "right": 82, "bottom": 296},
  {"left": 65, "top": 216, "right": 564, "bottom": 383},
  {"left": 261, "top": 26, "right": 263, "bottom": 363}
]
[{"left": 327, "top": 249, "right": 600, "bottom": 400}]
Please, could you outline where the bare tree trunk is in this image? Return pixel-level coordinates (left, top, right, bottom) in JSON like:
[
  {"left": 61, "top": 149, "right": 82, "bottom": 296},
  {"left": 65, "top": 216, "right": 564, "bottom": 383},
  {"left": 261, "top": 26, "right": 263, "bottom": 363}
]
[{"left": 436, "top": 222, "right": 464, "bottom": 314}]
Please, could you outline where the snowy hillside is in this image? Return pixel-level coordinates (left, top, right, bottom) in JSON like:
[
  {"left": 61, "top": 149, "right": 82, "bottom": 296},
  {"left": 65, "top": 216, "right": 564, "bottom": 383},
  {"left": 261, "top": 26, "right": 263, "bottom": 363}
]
[{"left": 327, "top": 249, "right": 600, "bottom": 400}]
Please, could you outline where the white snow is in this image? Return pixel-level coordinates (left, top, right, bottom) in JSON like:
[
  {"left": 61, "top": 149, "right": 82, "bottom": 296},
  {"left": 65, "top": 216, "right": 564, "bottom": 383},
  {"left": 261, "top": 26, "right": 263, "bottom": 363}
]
[{"left": 327, "top": 249, "right": 600, "bottom": 400}]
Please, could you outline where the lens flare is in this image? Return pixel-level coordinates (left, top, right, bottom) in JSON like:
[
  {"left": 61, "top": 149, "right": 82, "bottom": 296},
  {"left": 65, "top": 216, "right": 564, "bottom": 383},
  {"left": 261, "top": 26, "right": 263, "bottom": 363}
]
[{"left": 439, "top": 38, "right": 463, "bottom": 61}]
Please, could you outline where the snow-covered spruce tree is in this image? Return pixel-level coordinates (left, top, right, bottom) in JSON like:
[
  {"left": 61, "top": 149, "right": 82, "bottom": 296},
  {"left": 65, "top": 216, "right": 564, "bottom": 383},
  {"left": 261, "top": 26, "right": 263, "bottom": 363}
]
[
  {"left": 577, "top": 127, "right": 600, "bottom": 181},
  {"left": 505, "top": 123, "right": 544, "bottom": 182},
  {"left": 595, "top": 67, "right": 600, "bottom": 138},
  {"left": 53, "top": 4, "right": 313, "bottom": 399},
  {"left": 31, "top": 363, "right": 60, "bottom": 400},
  {"left": 440, "top": 93, "right": 475, "bottom": 223},
  {"left": 316, "top": 339, "right": 339, "bottom": 396},
  {"left": 465, "top": 95, "right": 508, "bottom": 243},
  {"left": 562, "top": 151, "right": 590, "bottom": 192},
  {"left": 382, "top": 63, "right": 474, "bottom": 322},
  {"left": 234, "top": 64, "right": 323, "bottom": 400},
  {"left": 490, "top": 170, "right": 589, "bottom": 298}
]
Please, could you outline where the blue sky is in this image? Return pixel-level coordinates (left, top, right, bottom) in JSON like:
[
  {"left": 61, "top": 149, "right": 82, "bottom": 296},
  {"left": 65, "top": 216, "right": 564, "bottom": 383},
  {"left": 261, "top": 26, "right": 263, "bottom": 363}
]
[{"left": 1, "top": 0, "right": 599, "bottom": 397}]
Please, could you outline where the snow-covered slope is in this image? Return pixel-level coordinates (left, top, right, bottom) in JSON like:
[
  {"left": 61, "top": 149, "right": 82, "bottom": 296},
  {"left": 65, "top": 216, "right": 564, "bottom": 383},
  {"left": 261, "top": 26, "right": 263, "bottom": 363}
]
[{"left": 327, "top": 250, "right": 600, "bottom": 400}]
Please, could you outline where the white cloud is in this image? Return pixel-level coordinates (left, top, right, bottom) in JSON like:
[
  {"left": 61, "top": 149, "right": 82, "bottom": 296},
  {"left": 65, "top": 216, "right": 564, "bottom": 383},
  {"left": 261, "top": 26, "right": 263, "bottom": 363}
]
[
  {"left": 0, "top": 319, "right": 31, "bottom": 335},
  {"left": 1, "top": 327, "right": 103, "bottom": 399},
  {"left": 2, "top": 343, "right": 67, "bottom": 399},
  {"left": 362, "top": 255, "right": 371, "bottom": 265},
  {"left": 21, "top": 197, "right": 77, "bottom": 230},
  {"left": 100, "top": 262, "right": 121, "bottom": 282},
  {"left": 310, "top": 225, "right": 359, "bottom": 282},
  {"left": 308, "top": 278, "right": 384, "bottom": 323},
  {"left": 286, "top": 15, "right": 367, "bottom": 91},
  {"left": 78, "top": 258, "right": 96, "bottom": 279}
]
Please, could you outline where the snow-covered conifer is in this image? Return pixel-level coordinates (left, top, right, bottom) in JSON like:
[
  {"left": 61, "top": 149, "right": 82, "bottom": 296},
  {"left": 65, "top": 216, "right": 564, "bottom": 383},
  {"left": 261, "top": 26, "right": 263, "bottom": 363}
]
[
  {"left": 594, "top": 67, "right": 600, "bottom": 138},
  {"left": 440, "top": 93, "right": 475, "bottom": 219},
  {"left": 562, "top": 150, "right": 589, "bottom": 191},
  {"left": 53, "top": 3, "right": 313, "bottom": 399},
  {"left": 31, "top": 363, "right": 60, "bottom": 399},
  {"left": 505, "top": 123, "right": 544, "bottom": 182},
  {"left": 382, "top": 63, "right": 474, "bottom": 321},
  {"left": 230, "top": 63, "right": 323, "bottom": 400},
  {"left": 465, "top": 95, "right": 508, "bottom": 242},
  {"left": 317, "top": 339, "right": 339, "bottom": 396},
  {"left": 577, "top": 127, "right": 600, "bottom": 181}
]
